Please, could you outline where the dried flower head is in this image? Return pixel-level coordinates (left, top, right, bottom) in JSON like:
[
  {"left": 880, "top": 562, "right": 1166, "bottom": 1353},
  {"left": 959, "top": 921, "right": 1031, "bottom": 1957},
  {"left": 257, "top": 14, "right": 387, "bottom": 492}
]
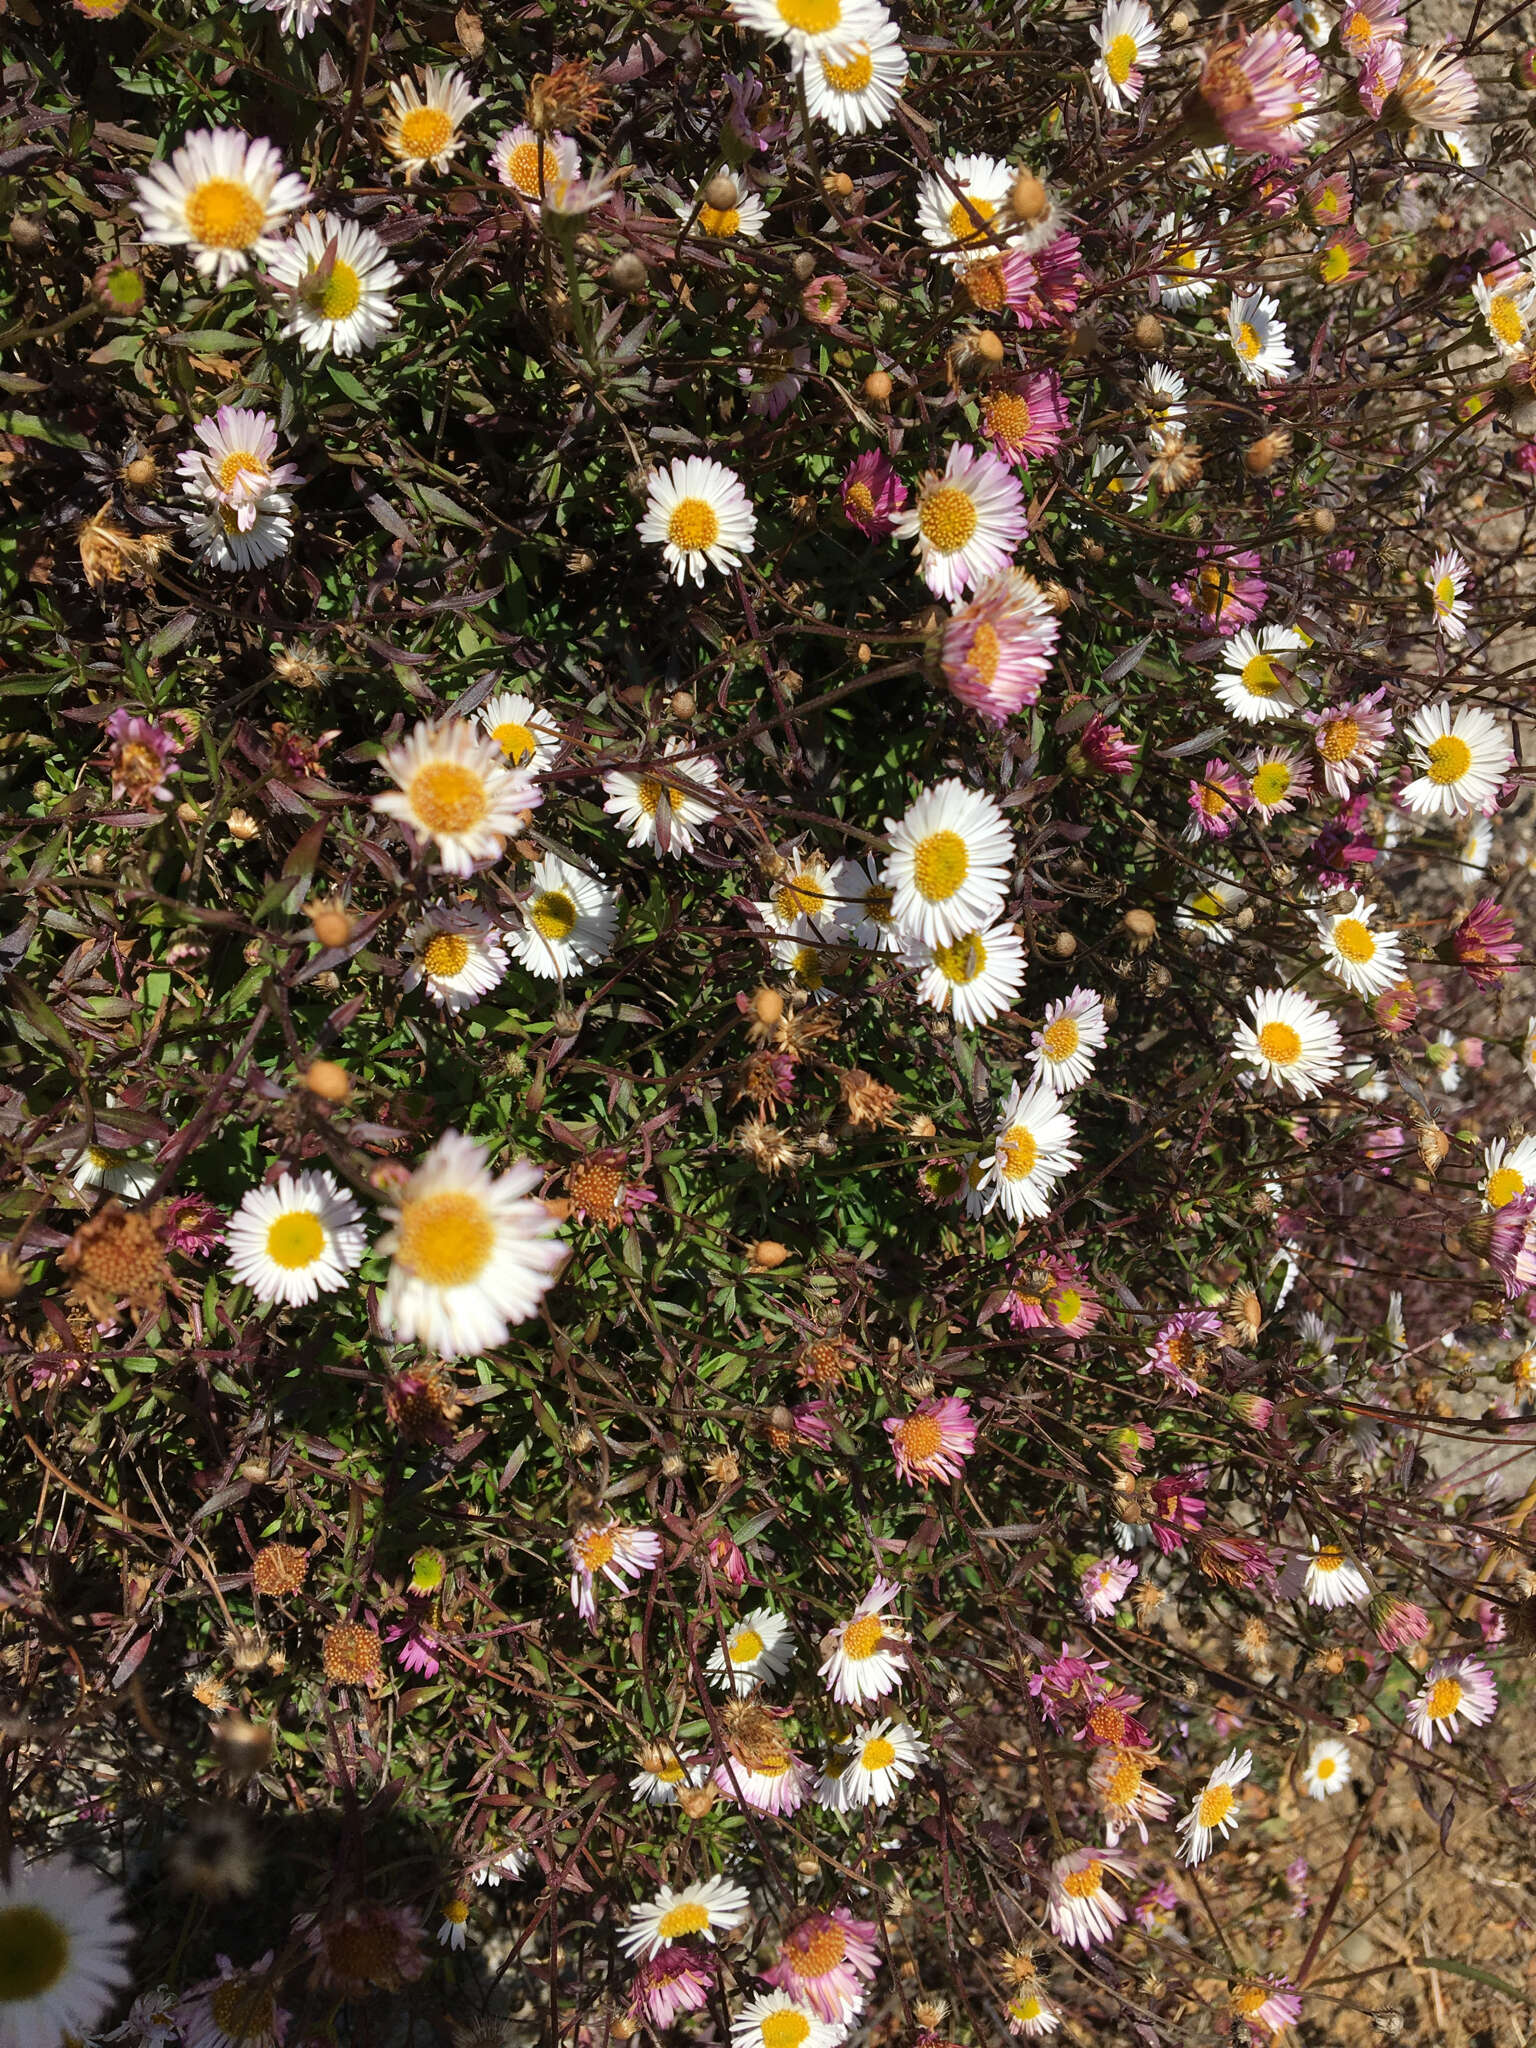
[
  {"left": 322, "top": 1620, "right": 382, "bottom": 1686},
  {"left": 60, "top": 1202, "right": 168, "bottom": 1323},
  {"left": 251, "top": 1542, "right": 309, "bottom": 1597}
]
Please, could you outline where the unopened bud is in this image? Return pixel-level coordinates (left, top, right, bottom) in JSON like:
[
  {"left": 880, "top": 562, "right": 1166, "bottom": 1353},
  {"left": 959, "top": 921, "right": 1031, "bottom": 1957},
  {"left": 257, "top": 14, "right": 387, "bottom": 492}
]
[
  {"left": 609, "top": 252, "right": 646, "bottom": 293},
  {"left": 1301, "top": 506, "right": 1336, "bottom": 534},
  {"left": 670, "top": 690, "right": 696, "bottom": 721},
  {"left": 1244, "top": 431, "right": 1286, "bottom": 475},
  {"left": 751, "top": 987, "right": 784, "bottom": 1026},
  {"left": 704, "top": 172, "right": 738, "bottom": 212},
  {"left": 8, "top": 214, "right": 44, "bottom": 253},
  {"left": 863, "top": 369, "right": 892, "bottom": 403},
  {"left": 792, "top": 249, "right": 817, "bottom": 280},
  {"left": 124, "top": 454, "right": 159, "bottom": 490},
  {"left": 307, "top": 901, "right": 352, "bottom": 949},
  {"left": 1052, "top": 930, "right": 1077, "bottom": 957},
  {"left": 1132, "top": 312, "right": 1164, "bottom": 351},
  {"left": 302, "top": 1060, "right": 352, "bottom": 1105},
  {"left": 1010, "top": 171, "right": 1049, "bottom": 222},
  {"left": 1169, "top": 7, "right": 1190, "bottom": 27},
  {"left": 1123, "top": 907, "right": 1157, "bottom": 943},
  {"left": 749, "top": 1239, "right": 791, "bottom": 1269},
  {"left": 823, "top": 171, "right": 854, "bottom": 199}
]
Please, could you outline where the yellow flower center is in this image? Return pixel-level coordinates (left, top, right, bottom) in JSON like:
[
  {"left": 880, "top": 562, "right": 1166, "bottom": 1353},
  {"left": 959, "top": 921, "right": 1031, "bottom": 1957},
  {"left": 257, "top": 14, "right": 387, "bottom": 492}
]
[
  {"left": 504, "top": 138, "right": 560, "bottom": 197},
  {"left": 1312, "top": 1547, "right": 1344, "bottom": 1573},
  {"left": 1317, "top": 714, "right": 1359, "bottom": 764},
  {"left": 1053, "top": 1287, "right": 1083, "bottom": 1324},
  {"left": 185, "top": 177, "right": 266, "bottom": 250},
  {"left": 1314, "top": 1755, "right": 1337, "bottom": 1780},
  {"left": 265, "top": 1210, "right": 326, "bottom": 1270},
  {"left": 760, "top": 2015, "right": 810, "bottom": 2048},
  {"left": 1011, "top": 1997, "right": 1044, "bottom": 2024},
  {"left": 1197, "top": 564, "right": 1236, "bottom": 613},
  {"left": 698, "top": 204, "right": 742, "bottom": 237},
  {"left": 860, "top": 1735, "right": 897, "bottom": 1770},
  {"left": 1189, "top": 891, "right": 1225, "bottom": 924},
  {"left": 531, "top": 889, "right": 578, "bottom": 941},
  {"left": 657, "top": 1901, "right": 712, "bottom": 1939},
  {"left": 208, "top": 1979, "right": 277, "bottom": 2042},
  {"left": 821, "top": 45, "right": 874, "bottom": 91},
  {"left": 1256, "top": 1020, "right": 1302, "bottom": 1066},
  {"left": 1432, "top": 573, "right": 1458, "bottom": 614},
  {"left": 841, "top": 1613, "right": 885, "bottom": 1660},
  {"left": 579, "top": 1527, "right": 616, "bottom": 1570},
  {"left": 1251, "top": 762, "right": 1292, "bottom": 807},
  {"left": 1104, "top": 1754, "right": 1143, "bottom": 1804},
  {"left": 396, "top": 106, "right": 455, "bottom": 161},
  {"left": 860, "top": 882, "right": 895, "bottom": 926},
  {"left": 636, "top": 777, "right": 663, "bottom": 816},
  {"left": 897, "top": 1411, "right": 944, "bottom": 1463},
  {"left": 654, "top": 1758, "right": 685, "bottom": 1783},
  {"left": 445, "top": 1898, "right": 470, "bottom": 1925},
  {"left": 217, "top": 449, "right": 270, "bottom": 494},
  {"left": 1315, "top": 187, "right": 1340, "bottom": 216},
  {"left": 491, "top": 719, "right": 538, "bottom": 764},
  {"left": 1487, "top": 1164, "right": 1525, "bottom": 1209},
  {"left": 789, "top": 1923, "right": 848, "bottom": 1975},
  {"left": 985, "top": 392, "right": 1033, "bottom": 448},
  {"left": 1061, "top": 1860, "right": 1104, "bottom": 1898},
  {"left": 422, "top": 932, "right": 471, "bottom": 978},
  {"left": 1425, "top": 1674, "right": 1463, "bottom": 1720},
  {"left": 1232, "top": 1985, "right": 1268, "bottom": 2018},
  {"left": 1331, "top": 916, "right": 1375, "bottom": 964},
  {"left": 1235, "top": 320, "right": 1263, "bottom": 360},
  {"left": 961, "top": 257, "right": 1007, "bottom": 311},
  {"left": 1104, "top": 30, "right": 1139, "bottom": 82},
  {"left": 931, "top": 931, "right": 988, "bottom": 985},
  {"left": 998, "top": 1125, "right": 1038, "bottom": 1180},
  {"left": 1319, "top": 242, "right": 1352, "bottom": 284},
  {"left": 910, "top": 828, "right": 969, "bottom": 902},
  {"left": 1487, "top": 293, "right": 1526, "bottom": 347},
  {"left": 1196, "top": 1782, "right": 1234, "bottom": 1828},
  {"left": 773, "top": 872, "right": 829, "bottom": 922},
  {"left": 1041, "top": 1016, "right": 1080, "bottom": 1062},
  {"left": 0, "top": 1905, "right": 70, "bottom": 2003},
  {"left": 947, "top": 194, "right": 997, "bottom": 244},
  {"left": 775, "top": 0, "right": 842, "bottom": 26},
  {"left": 668, "top": 497, "right": 721, "bottom": 552},
  {"left": 729, "top": 1627, "right": 765, "bottom": 1663},
  {"left": 394, "top": 1189, "right": 494, "bottom": 1288},
  {"left": 1426, "top": 734, "right": 1471, "bottom": 785},
  {"left": 309, "top": 257, "right": 362, "bottom": 321},
  {"left": 966, "top": 621, "right": 1002, "bottom": 686},
  {"left": 918, "top": 484, "right": 980, "bottom": 553},
  {"left": 845, "top": 480, "right": 876, "bottom": 518},
  {"left": 408, "top": 760, "right": 490, "bottom": 835},
  {"left": 1240, "top": 652, "right": 1282, "bottom": 697}
]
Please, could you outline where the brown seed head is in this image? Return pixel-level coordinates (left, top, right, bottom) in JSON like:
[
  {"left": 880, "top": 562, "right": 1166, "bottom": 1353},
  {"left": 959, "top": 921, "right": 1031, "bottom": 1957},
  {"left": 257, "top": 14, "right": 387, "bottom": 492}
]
[
  {"left": 322, "top": 1620, "right": 382, "bottom": 1686},
  {"left": 749, "top": 1239, "right": 791, "bottom": 1269},
  {"left": 302, "top": 1060, "right": 352, "bottom": 1104},
  {"left": 60, "top": 1202, "right": 167, "bottom": 1322},
  {"left": 251, "top": 1542, "right": 309, "bottom": 1597},
  {"left": 1132, "top": 312, "right": 1164, "bottom": 351},
  {"left": 863, "top": 369, "right": 893, "bottom": 403}
]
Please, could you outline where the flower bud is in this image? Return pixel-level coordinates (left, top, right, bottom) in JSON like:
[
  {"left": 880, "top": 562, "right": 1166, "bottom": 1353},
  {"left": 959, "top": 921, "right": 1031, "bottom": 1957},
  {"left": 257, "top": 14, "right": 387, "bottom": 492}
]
[
  {"left": 863, "top": 369, "right": 892, "bottom": 403},
  {"left": 749, "top": 1239, "right": 791, "bottom": 1269},
  {"left": 1132, "top": 312, "right": 1164, "bottom": 351},
  {"left": 302, "top": 1060, "right": 351, "bottom": 1104},
  {"left": 704, "top": 172, "right": 738, "bottom": 212},
  {"left": 307, "top": 901, "right": 352, "bottom": 949},
  {"left": 670, "top": 690, "right": 696, "bottom": 720},
  {"left": 1009, "top": 170, "right": 1049, "bottom": 222},
  {"left": 609, "top": 251, "right": 646, "bottom": 293},
  {"left": 1123, "top": 907, "right": 1157, "bottom": 944},
  {"left": 751, "top": 986, "right": 785, "bottom": 1026}
]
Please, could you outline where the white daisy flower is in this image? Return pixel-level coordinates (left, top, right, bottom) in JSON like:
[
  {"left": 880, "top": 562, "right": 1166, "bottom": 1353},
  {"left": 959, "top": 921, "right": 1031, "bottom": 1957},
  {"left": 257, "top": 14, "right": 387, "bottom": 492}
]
[
  {"left": 1302, "top": 1536, "right": 1371, "bottom": 1609},
  {"left": 507, "top": 853, "right": 619, "bottom": 980},
  {"left": 1176, "top": 877, "right": 1245, "bottom": 943},
  {"left": 799, "top": 18, "right": 908, "bottom": 134},
  {"left": 1231, "top": 987, "right": 1343, "bottom": 1099},
  {"left": 706, "top": 1608, "right": 796, "bottom": 1695},
  {"left": 774, "top": 933, "right": 844, "bottom": 999},
  {"left": 916, "top": 152, "right": 1018, "bottom": 265},
  {"left": 882, "top": 777, "right": 1014, "bottom": 948},
  {"left": 1138, "top": 361, "right": 1188, "bottom": 431},
  {"left": 437, "top": 1900, "right": 470, "bottom": 1951},
  {"left": 177, "top": 406, "right": 298, "bottom": 524},
  {"left": 383, "top": 66, "right": 483, "bottom": 179},
  {"left": 1091, "top": 0, "right": 1161, "bottom": 109},
  {"left": 472, "top": 1845, "right": 529, "bottom": 1888},
  {"left": 1405, "top": 1654, "right": 1498, "bottom": 1748},
  {"left": 892, "top": 442, "right": 1026, "bottom": 603},
  {"left": 673, "top": 183, "right": 770, "bottom": 239},
  {"left": 265, "top": 213, "right": 401, "bottom": 356},
  {"left": 476, "top": 689, "right": 560, "bottom": 771},
  {"left": 981, "top": 1076, "right": 1080, "bottom": 1223},
  {"left": 731, "top": 1991, "right": 842, "bottom": 2048},
  {"left": 1176, "top": 1747, "right": 1252, "bottom": 1865},
  {"left": 1227, "top": 289, "right": 1294, "bottom": 385},
  {"left": 819, "top": 1575, "right": 908, "bottom": 1707},
  {"left": 618, "top": 1875, "right": 752, "bottom": 1959},
  {"left": 1400, "top": 699, "right": 1510, "bottom": 819},
  {"left": 602, "top": 738, "right": 724, "bottom": 857},
  {"left": 1313, "top": 897, "right": 1407, "bottom": 999},
  {"left": 1212, "top": 626, "right": 1308, "bottom": 723},
  {"left": 818, "top": 1718, "right": 928, "bottom": 1809},
  {"left": 1472, "top": 270, "right": 1536, "bottom": 358},
  {"left": 401, "top": 908, "right": 509, "bottom": 1012},
  {"left": 630, "top": 1744, "right": 707, "bottom": 1806},
  {"left": 905, "top": 919, "right": 1027, "bottom": 1029},
  {"left": 491, "top": 124, "right": 580, "bottom": 205},
  {"left": 1481, "top": 1133, "right": 1536, "bottom": 1210},
  {"left": 1156, "top": 216, "right": 1219, "bottom": 305},
  {"left": 1439, "top": 127, "right": 1481, "bottom": 165},
  {"left": 756, "top": 851, "right": 852, "bottom": 941},
  {"left": 1457, "top": 811, "right": 1494, "bottom": 877},
  {"left": 1299, "top": 1737, "right": 1352, "bottom": 1799},
  {"left": 373, "top": 718, "right": 541, "bottom": 876},
  {"left": 1046, "top": 1846, "right": 1133, "bottom": 1949},
  {"left": 727, "top": 0, "right": 887, "bottom": 51},
  {"left": 841, "top": 853, "right": 902, "bottom": 952},
  {"left": 639, "top": 455, "right": 757, "bottom": 586},
  {"left": 182, "top": 495, "right": 293, "bottom": 572},
  {"left": 1029, "top": 987, "right": 1108, "bottom": 1090},
  {"left": 1007, "top": 1987, "right": 1061, "bottom": 2037},
  {"left": 378, "top": 1130, "right": 565, "bottom": 1358},
  {"left": 237, "top": 0, "right": 333, "bottom": 34},
  {"left": 133, "top": 127, "right": 309, "bottom": 286},
  {"left": 1424, "top": 548, "right": 1470, "bottom": 640},
  {"left": 0, "top": 1856, "right": 130, "bottom": 2048},
  {"left": 226, "top": 1169, "right": 367, "bottom": 1307},
  {"left": 1295, "top": 0, "right": 1334, "bottom": 44},
  {"left": 70, "top": 1138, "right": 157, "bottom": 1201}
]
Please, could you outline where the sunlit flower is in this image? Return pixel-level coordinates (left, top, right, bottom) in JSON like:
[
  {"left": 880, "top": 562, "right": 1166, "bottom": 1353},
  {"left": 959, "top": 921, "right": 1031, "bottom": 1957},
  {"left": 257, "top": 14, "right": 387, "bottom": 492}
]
[
  {"left": 1316, "top": 224, "right": 1369, "bottom": 287},
  {"left": 379, "top": 1130, "right": 564, "bottom": 1357},
  {"left": 727, "top": 0, "right": 887, "bottom": 53},
  {"left": 133, "top": 127, "right": 309, "bottom": 285},
  {"left": 1245, "top": 743, "right": 1311, "bottom": 823},
  {"left": 818, "top": 1719, "right": 928, "bottom": 1809},
  {"left": 798, "top": 17, "right": 908, "bottom": 133},
  {"left": 884, "top": 777, "right": 1013, "bottom": 947},
  {"left": 1092, "top": 0, "right": 1161, "bottom": 109},
  {"left": 1306, "top": 688, "right": 1393, "bottom": 797},
  {"left": 0, "top": 1856, "right": 131, "bottom": 2048},
  {"left": 841, "top": 449, "right": 908, "bottom": 536},
  {"left": 1400, "top": 699, "right": 1510, "bottom": 819},
  {"left": 477, "top": 689, "right": 560, "bottom": 771},
  {"left": 1186, "top": 758, "right": 1248, "bottom": 841},
  {"left": 673, "top": 180, "right": 769, "bottom": 239},
  {"left": 756, "top": 850, "right": 851, "bottom": 941},
  {"left": 1314, "top": 897, "right": 1406, "bottom": 999},
  {"left": 236, "top": 0, "right": 333, "bottom": 35},
  {"left": 266, "top": 213, "right": 401, "bottom": 355},
  {"left": 892, "top": 443, "right": 1026, "bottom": 603},
  {"left": 1176, "top": 1747, "right": 1252, "bottom": 1863},
  {"left": 1453, "top": 897, "right": 1520, "bottom": 990},
  {"left": 640, "top": 455, "right": 757, "bottom": 585},
  {"left": 1006, "top": 1986, "right": 1061, "bottom": 2037},
  {"left": 619, "top": 1876, "right": 751, "bottom": 1960},
  {"left": 374, "top": 719, "right": 540, "bottom": 875},
  {"left": 507, "top": 853, "right": 619, "bottom": 980},
  {"left": 1197, "top": 22, "right": 1321, "bottom": 158},
  {"left": 1299, "top": 1737, "right": 1352, "bottom": 1798},
  {"left": 1227, "top": 289, "right": 1295, "bottom": 384},
  {"left": 491, "top": 124, "right": 580, "bottom": 205},
  {"left": 715, "top": 1711, "right": 814, "bottom": 1815},
  {"left": 1046, "top": 1846, "right": 1133, "bottom": 1949},
  {"left": 1143, "top": 1307, "right": 1221, "bottom": 1396},
  {"left": 436, "top": 1899, "right": 470, "bottom": 1951},
  {"left": 1232, "top": 987, "right": 1343, "bottom": 1098},
  {"left": 982, "top": 1076, "right": 1080, "bottom": 1222},
  {"left": 1156, "top": 216, "right": 1219, "bottom": 305},
  {"left": 1424, "top": 547, "right": 1471, "bottom": 639},
  {"left": 1090, "top": 1744, "right": 1174, "bottom": 1845},
  {"left": 603, "top": 739, "right": 724, "bottom": 857},
  {"left": 884, "top": 1394, "right": 976, "bottom": 1484},
  {"left": 629, "top": 1944, "right": 716, "bottom": 2027},
  {"left": 982, "top": 370, "right": 1069, "bottom": 464},
  {"left": 906, "top": 919, "right": 1028, "bottom": 1028},
  {"left": 941, "top": 567, "right": 1060, "bottom": 724},
  {"left": 567, "top": 1517, "right": 662, "bottom": 1626},
  {"left": 706, "top": 1608, "right": 795, "bottom": 1695},
  {"left": 178, "top": 406, "right": 298, "bottom": 526},
  {"left": 1029, "top": 987, "right": 1108, "bottom": 1090},
  {"left": 182, "top": 495, "right": 293, "bottom": 572},
  {"left": 226, "top": 1169, "right": 367, "bottom": 1307},
  {"left": 730, "top": 1990, "right": 841, "bottom": 2048},
  {"left": 819, "top": 1576, "right": 908, "bottom": 1706},
  {"left": 1481, "top": 1133, "right": 1536, "bottom": 1210},
  {"left": 764, "top": 1908, "right": 881, "bottom": 2022},
  {"left": 401, "top": 908, "right": 509, "bottom": 1012},
  {"left": 1227, "top": 1978, "right": 1302, "bottom": 2037},
  {"left": 916, "top": 153, "right": 1019, "bottom": 266},
  {"left": 1213, "top": 625, "right": 1308, "bottom": 722},
  {"left": 840, "top": 854, "right": 901, "bottom": 952},
  {"left": 1079, "top": 1555, "right": 1137, "bottom": 1621},
  {"left": 383, "top": 66, "right": 483, "bottom": 179},
  {"left": 1172, "top": 545, "right": 1266, "bottom": 636},
  {"left": 1405, "top": 1654, "right": 1497, "bottom": 1746},
  {"left": 1384, "top": 42, "right": 1479, "bottom": 131},
  {"left": 1303, "top": 1537, "right": 1370, "bottom": 1608}
]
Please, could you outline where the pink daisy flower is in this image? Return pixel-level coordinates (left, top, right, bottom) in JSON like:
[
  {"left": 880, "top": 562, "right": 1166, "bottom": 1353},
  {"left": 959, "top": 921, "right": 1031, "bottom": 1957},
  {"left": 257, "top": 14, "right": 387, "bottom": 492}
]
[
  {"left": 841, "top": 450, "right": 908, "bottom": 538},
  {"left": 764, "top": 1908, "right": 881, "bottom": 2022},
  {"left": 892, "top": 443, "right": 1027, "bottom": 603},
  {"left": 630, "top": 1943, "right": 716, "bottom": 2027},
  {"left": 1228, "top": 1977, "right": 1303, "bottom": 2037},
  {"left": 1075, "top": 713, "right": 1138, "bottom": 775},
  {"left": 1078, "top": 1555, "right": 1137, "bottom": 1621},
  {"left": 941, "top": 567, "right": 1060, "bottom": 724},
  {"left": 567, "top": 1518, "right": 662, "bottom": 1627},
  {"left": 1171, "top": 545, "right": 1267, "bottom": 634},
  {"left": 1197, "top": 21, "right": 1321, "bottom": 158},
  {"left": 1185, "top": 760, "right": 1248, "bottom": 841},
  {"left": 1452, "top": 898, "right": 1521, "bottom": 989},
  {"left": 1406, "top": 1655, "right": 1497, "bottom": 1746},
  {"left": 884, "top": 1394, "right": 977, "bottom": 1485},
  {"left": 982, "top": 370, "right": 1069, "bottom": 463},
  {"left": 1143, "top": 1308, "right": 1223, "bottom": 1397},
  {"left": 713, "top": 1744, "right": 815, "bottom": 1815},
  {"left": 1304, "top": 688, "right": 1394, "bottom": 797},
  {"left": 1046, "top": 1846, "right": 1135, "bottom": 1949}
]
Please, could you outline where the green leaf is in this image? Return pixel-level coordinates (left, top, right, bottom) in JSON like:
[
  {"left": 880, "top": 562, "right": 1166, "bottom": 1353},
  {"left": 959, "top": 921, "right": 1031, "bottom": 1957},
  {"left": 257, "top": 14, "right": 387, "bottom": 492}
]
[
  {"left": 0, "top": 410, "right": 90, "bottom": 451},
  {"left": 1413, "top": 1959, "right": 1531, "bottom": 2004}
]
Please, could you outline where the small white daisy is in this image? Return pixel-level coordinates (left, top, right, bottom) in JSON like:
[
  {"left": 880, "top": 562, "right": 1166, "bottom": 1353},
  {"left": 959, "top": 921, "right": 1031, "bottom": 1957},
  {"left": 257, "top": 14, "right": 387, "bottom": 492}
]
[
  {"left": 133, "top": 127, "right": 309, "bottom": 286},
  {"left": 71, "top": 1141, "right": 157, "bottom": 1201},
  {"left": 730, "top": 1990, "right": 842, "bottom": 2048},
  {"left": 1481, "top": 1133, "right": 1536, "bottom": 1210},
  {"left": 437, "top": 1899, "right": 470, "bottom": 1951},
  {"left": 491, "top": 124, "right": 580, "bottom": 206},
  {"left": 1046, "top": 1846, "right": 1133, "bottom": 1949},
  {"left": 1231, "top": 987, "right": 1343, "bottom": 1099},
  {"left": 182, "top": 495, "right": 294, "bottom": 572},
  {"left": 1139, "top": 361, "right": 1188, "bottom": 431},
  {"left": 266, "top": 213, "right": 401, "bottom": 356},
  {"left": 1157, "top": 217, "right": 1219, "bottom": 306},
  {"left": 602, "top": 738, "right": 724, "bottom": 857},
  {"left": 705, "top": 1608, "right": 796, "bottom": 1695},
  {"left": 1472, "top": 270, "right": 1536, "bottom": 358},
  {"left": 1313, "top": 897, "right": 1406, "bottom": 999},
  {"left": 226, "top": 1169, "right": 367, "bottom": 1307},
  {"left": 981, "top": 1076, "right": 1080, "bottom": 1223},
  {"left": 905, "top": 919, "right": 1027, "bottom": 1030},
  {"left": 818, "top": 1718, "right": 929, "bottom": 1809},
  {"left": 1212, "top": 626, "right": 1308, "bottom": 723},
  {"left": 1405, "top": 1654, "right": 1498, "bottom": 1748},
  {"left": 177, "top": 405, "right": 298, "bottom": 523},
  {"left": 1029, "top": 987, "right": 1108, "bottom": 1090},
  {"left": 798, "top": 18, "right": 908, "bottom": 134},
  {"left": 891, "top": 442, "right": 1026, "bottom": 604},
  {"left": 1424, "top": 548, "right": 1470, "bottom": 641},
  {"left": 756, "top": 851, "right": 852, "bottom": 941},
  {"left": 383, "top": 66, "right": 483, "bottom": 180},
  {"left": 1400, "top": 699, "right": 1510, "bottom": 819},
  {"left": 630, "top": 1743, "right": 707, "bottom": 1806},
  {"left": 1302, "top": 1536, "right": 1371, "bottom": 1609},
  {"left": 883, "top": 777, "right": 1014, "bottom": 948},
  {"left": 1007, "top": 1987, "right": 1061, "bottom": 2037},
  {"left": 373, "top": 719, "right": 541, "bottom": 875},
  {"left": 841, "top": 853, "right": 903, "bottom": 952},
  {"left": 401, "top": 908, "right": 509, "bottom": 1012},
  {"left": 639, "top": 455, "right": 757, "bottom": 586},
  {"left": 1176, "top": 1747, "right": 1252, "bottom": 1865},
  {"left": 727, "top": 0, "right": 887, "bottom": 51},
  {"left": 1091, "top": 0, "right": 1161, "bottom": 110},
  {"left": 1176, "top": 877, "right": 1245, "bottom": 943},
  {"left": 507, "top": 853, "right": 619, "bottom": 980},
  {"left": 0, "top": 1857, "right": 131, "bottom": 2048},
  {"left": 916, "top": 153, "right": 1018, "bottom": 266},
  {"left": 618, "top": 1876, "right": 752, "bottom": 1960},
  {"left": 378, "top": 1130, "right": 565, "bottom": 1358},
  {"left": 674, "top": 182, "right": 770, "bottom": 240},
  {"left": 1227, "top": 289, "right": 1294, "bottom": 386},
  {"left": 1296, "top": 0, "right": 1334, "bottom": 43},
  {"left": 819, "top": 1576, "right": 908, "bottom": 1707},
  {"left": 1299, "top": 1737, "right": 1352, "bottom": 1799},
  {"left": 237, "top": 0, "right": 334, "bottom": 34},
  {"left": 475, "top": 689, "right": 560, "bottom": 771}
]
